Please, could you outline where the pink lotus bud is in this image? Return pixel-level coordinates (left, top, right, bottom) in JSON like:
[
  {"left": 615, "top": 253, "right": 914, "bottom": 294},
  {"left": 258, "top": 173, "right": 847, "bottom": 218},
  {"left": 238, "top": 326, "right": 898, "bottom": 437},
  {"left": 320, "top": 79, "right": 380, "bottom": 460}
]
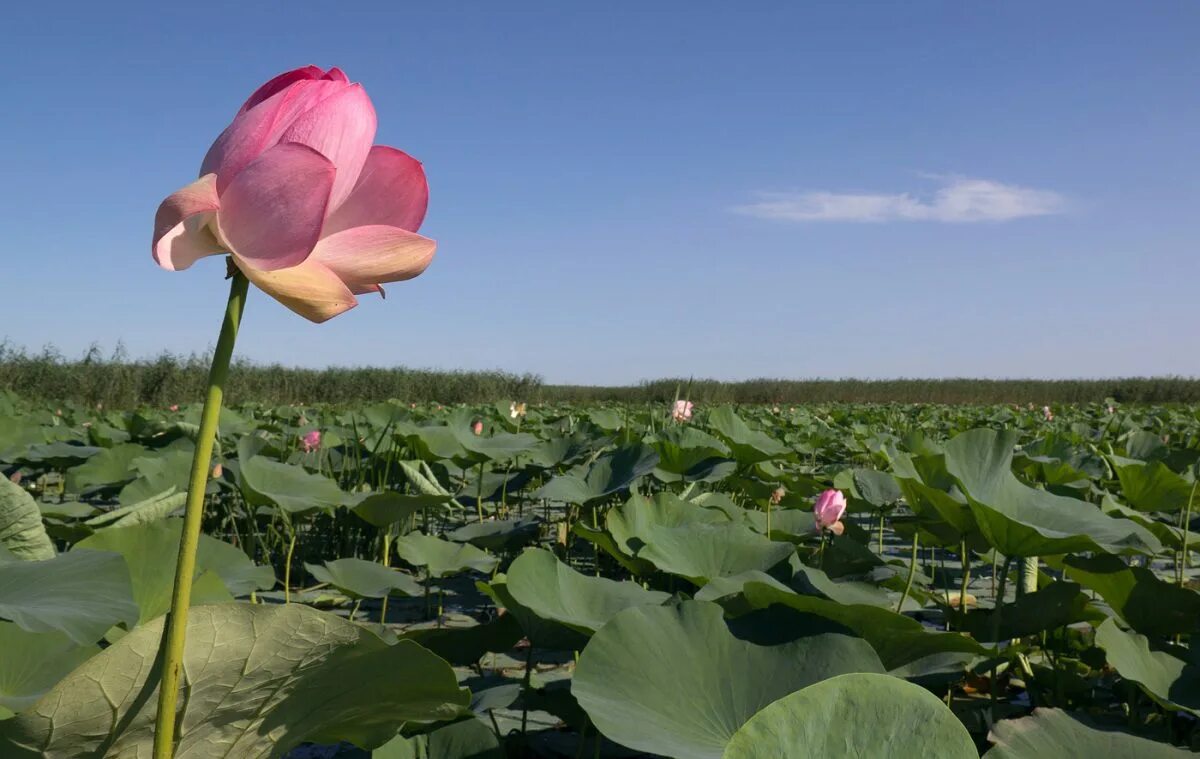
[
  {"left": 770, "top": 487, "right": 786, "bottom": 506},
  {"left": 472, "top": 420, "right": 484, "bottom": 436},
  {"left": 813, "top": 489, "right": 847, "bottom": 534},
  {"left": 212, "top": 463, "right": 224, "bottom": 478},
  {"left": 301, "top": 430, "right": 322, "bottom": 453},
  {"left": 152, "top": 66, "right": 436, "bottom": 323},
  {"left": 671, "top": 400, "right": 694, "bottom": 423},
  {"left": 169, "top": 404, "right": 180, "bottom": 412},
  {"left": 9, "top": 472, "right": 22, "bottom": 484},
  {"left": 1042, "top": 405, "right": 1053, "bottom": 421}
]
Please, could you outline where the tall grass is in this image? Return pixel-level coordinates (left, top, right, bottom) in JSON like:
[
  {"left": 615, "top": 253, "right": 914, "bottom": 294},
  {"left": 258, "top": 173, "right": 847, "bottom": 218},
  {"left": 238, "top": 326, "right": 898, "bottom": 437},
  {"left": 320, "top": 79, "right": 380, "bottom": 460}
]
[{"left": 2, "top": 341, "right": 1197, "bottom": 406}]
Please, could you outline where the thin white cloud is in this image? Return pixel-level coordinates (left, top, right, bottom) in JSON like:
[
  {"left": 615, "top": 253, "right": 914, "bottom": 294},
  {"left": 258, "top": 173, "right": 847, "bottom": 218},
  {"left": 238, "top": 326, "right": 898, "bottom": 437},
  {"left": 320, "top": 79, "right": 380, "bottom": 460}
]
[{"left": 733, "top": 176, "right": 1066, "bottom": 223}]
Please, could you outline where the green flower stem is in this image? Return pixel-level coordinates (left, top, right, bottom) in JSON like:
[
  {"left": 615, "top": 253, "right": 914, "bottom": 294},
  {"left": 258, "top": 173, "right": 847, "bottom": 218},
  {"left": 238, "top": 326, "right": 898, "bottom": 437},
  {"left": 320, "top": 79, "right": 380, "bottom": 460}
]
[
  {"left": 897, "top": 532, "right": 919, "bottom": 613},
  {"left": 153, "top": 268, "right": 249, "bottom": 759},
  {"left": 1181, "top": 481, "right": 1197, "bottom": 586}
]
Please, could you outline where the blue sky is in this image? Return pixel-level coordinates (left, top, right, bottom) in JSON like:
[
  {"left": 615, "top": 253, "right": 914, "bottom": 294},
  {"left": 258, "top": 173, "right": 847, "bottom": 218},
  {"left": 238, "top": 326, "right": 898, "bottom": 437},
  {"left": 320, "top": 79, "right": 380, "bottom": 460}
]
[{"left": 3, "top": 2, "right": 1198, "bottom": 384}]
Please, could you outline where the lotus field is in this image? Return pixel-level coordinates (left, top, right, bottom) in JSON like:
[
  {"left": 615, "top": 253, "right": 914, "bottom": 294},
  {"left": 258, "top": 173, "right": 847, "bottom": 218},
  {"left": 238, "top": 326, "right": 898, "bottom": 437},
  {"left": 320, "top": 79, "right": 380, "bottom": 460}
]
[{"left": 0, "top": 394, "right": 1197, "bottom": 757}]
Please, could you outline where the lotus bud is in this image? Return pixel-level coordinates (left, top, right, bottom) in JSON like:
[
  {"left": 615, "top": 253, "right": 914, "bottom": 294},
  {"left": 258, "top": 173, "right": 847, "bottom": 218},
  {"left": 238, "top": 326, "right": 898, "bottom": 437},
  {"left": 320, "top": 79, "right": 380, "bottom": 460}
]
[
  {"left": 813, "top": 489, "right": 847, "bottom": 535},
  {"left": 301, "top": 430, "right": 321, "bottom": 452},
  {"left": 671, "top": 400, "right": 694, "bottom": 423}
]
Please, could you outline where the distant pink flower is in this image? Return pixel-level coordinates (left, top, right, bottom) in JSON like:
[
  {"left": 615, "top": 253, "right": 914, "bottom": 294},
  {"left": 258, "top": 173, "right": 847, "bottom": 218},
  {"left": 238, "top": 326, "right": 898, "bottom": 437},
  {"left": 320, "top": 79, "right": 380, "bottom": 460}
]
[
  {"left": 770, "top": 487, "right": 786, "bottom": 506},
  {"left": 1107, "top": 405, "right": 1115, "bottom": 415},
  {"left": 301, "top": 430, "right": 322, "bottom": 452},
  {"left": 814, "top": 489, "right": 846, "bottom": 536},
  {"left": 1042, "top": 405, "right": 1053, "bottom": 422},
  {"left": 152, "top": 65, "right": 436, "bottom": 323},
  {"left": 212, "top": 463, "right": 224, "bottom": 478},
  {"left": 472, "top": 420, "right": 484, "bottom": 436},
  {"left": 8, "top": 472, "right": 20, "bottom": 484},
  {"left": 671, "top": 400, "right": 694, "bottom": 423},
  {"left": 169, "top": 404, "right": 180, "bottom": 412}
]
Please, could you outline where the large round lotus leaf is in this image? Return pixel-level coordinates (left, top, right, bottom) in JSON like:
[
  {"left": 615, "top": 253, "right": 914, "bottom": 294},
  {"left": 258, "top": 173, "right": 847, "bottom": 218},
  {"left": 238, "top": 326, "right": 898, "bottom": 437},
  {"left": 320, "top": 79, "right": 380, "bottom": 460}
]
[
  {"left": 1058, "top": 553, "right": 1200, "bottom": 637},
  {"left": 75, "top": 519, "right": 274, "bottom": 624},
  {"left": 984, "top": 707, "right": 1191, "bottom": 758},
  {"left": 0, "top": 603, "right": 469, "bottom": 757},
  {"left": 739, "top": 581, "right": 985, "bottom": 670},
  {"left": 117, "top": 448, "right": 194, "bottom": 505},
  {"left": 403, "top": 425, "right": 470, "bottom": 463},
  {"left": 652, "top": 426, "right": 736, "bottom": 484},
  {"left": 572, "top": 600, "right": 885, "bottom": 759},
  {"left": 64, "top": 442, "right": 145, "bottom": 492},
  {"left": 850, "top": 468, "right": 902, "bottom": 509},
  {"left": 350, "top": 490, "right": 453, "bottom": 528},
  {"left": 13, "top": 441, "right": 100, "bottom": 468},
  {"left": 476, "top": 576, "right": 589, "bottom": 652},
  {"left": 0, "top": 550, "right": 137, "bottom": 644},
  {"left": 632, "top": 522, "right": 796, "bottom": 585},
  {"left": 1094, "top": 618, "right": 1200, "bottom": 715},
  {"left": 506, "top": 548, "right": 670, "bottom": 635},
  {"left": 393, "top": 533, "right": 499, "bottom": 577},
  {"left": 0, "top": 622, "right": 98, "bottom": 712},
  {"left": 707, "top": 408, "right": 789, "bottom": 465},
  {"left": 305, "top": 558, "right": 424, "bottom": 599},
  {"left": 961, "top": 581, "right": 1097, "bottom": 642},
  {"left": 1109, "top": 457, "right": 1194, "bottom": 512},
  {"left": 944, "top": 429, "right": 1160, "bottom": 556},
  {"left": 790, "top": 565, "right": 894, "bottom": 607},
  {"left": 722, "top": 673, "right": 976, "bottom": 758},
  {"left": 459, "top": 431, "right": 539, "bottom": 464},
  {"left": 0, "top": 477, "right": 55, "bottom": 560},
  {"left": 533, "top": 443, "right": 659, "bottom": 505},
  {"left": 372, "top": 718, "right": 502, "bottom": 758},
  {"left": 240, "top": 455, "right": 344, "bottom": 514},
  {"left": 580, "top": 492, "right": 732, "bottom": 575},
  {"left": 447, "top": 517, "right": 541, "bottom": 552}
]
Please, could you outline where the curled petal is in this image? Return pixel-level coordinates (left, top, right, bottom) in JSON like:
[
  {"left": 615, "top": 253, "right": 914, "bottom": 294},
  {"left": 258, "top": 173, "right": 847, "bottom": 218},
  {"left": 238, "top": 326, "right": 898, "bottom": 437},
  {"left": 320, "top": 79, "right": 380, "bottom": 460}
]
[
  {"left": 312, "top": 225, "right": 436, "bottom": 292},
  {"left": 152, "top": 174, "right": 223, "bottom": 271},
  {"left": 237, "top": 65, "right": 325, "bottom": 115},
  {"left": 277, "top": 84, "right": 376, "bottom": 211},
  {"left": 216, "top": 143, "right": 334, "bottom": 272},
  {"left": 236, "top": 257, "right": 357, "bottom": 323},
  {"left": 323, "top": 146, "right": 428, "bottom": 235},
  {"left": 829, "top": 520, "right": 845, "bottom": 536},
  {"left": 202, "top": 79, "right": 346, "bottom": 192},
  {"left": 323, "top": 67, "right": 349, "bottom": 82}
]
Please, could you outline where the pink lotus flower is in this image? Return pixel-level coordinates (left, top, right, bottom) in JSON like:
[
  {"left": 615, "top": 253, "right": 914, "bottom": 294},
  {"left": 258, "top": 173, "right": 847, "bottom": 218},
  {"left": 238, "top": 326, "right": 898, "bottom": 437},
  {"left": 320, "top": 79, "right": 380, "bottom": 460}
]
[
  {"left": 671, "top": 400, "right": 694, "bottom": 423},
  {"left": 153, "top": 65, "right": 435, "bottom": 322},
  {"left": 1042, "top": 405, "right": 1053, "bottom": 421},
  {"left": 301, "top": 429, "right": 321, "bottom": 452},
  {"left": 169, "top": 404, "right": 180, "bottom": 412},
  {"left": 813, "top": 489, "right": 846, "bottom": 536},
  {"left": 472, "top": 420, "right": 484, "bottom": 436}
]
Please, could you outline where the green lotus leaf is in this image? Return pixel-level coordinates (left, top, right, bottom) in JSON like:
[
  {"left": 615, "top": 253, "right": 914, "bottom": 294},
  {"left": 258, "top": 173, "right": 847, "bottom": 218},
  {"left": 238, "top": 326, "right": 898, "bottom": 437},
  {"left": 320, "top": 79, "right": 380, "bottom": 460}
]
[
  {"left": 961, "top": 581, "right": 1097, "bottom": 642},
  {"left": 739, "top": 581, "right": 985, "bottom": 670},
  {"left": 707, "top": 408, "right": 789, "bottom": 465},
  {"left": 1094, "top": 618, "right": 1200, "bottom": 716},
  {"left": 652, "top": 426, "right": 736, "bottom": 484},
  {"left": 13, "top": 442, "right": 100, "bottom": 468},
  {"left": 305, "top": 558, "right": 424, "bottom": 599},
  {"left": 240, "top": 455, "right": 344, "bottom": 515},
  {"left": 850, "top": 468, "right": 902, "bottom": 510},
  {"left": 64, "top": 442, "right": 146, "bottom": 492},
  {"left": 1057, "top": 553, "right": 1200, "bottom": 637},
  {"left": 630, "top": 521, "right": 796, "bottom": 585},
  {"left": 722, "top": 673, "right": 976, "bottom": 758},
  {"left": 84, "top": 488, "right": 186, "bottom": 528},
  {"left": 506, "top": 548, "right": 670, "bottom": 635},
  {"left": 447, "top": 517, "right": 541, "bottom": 552},
  {"left": 373, "top": 718, "right": 503, "bottom": 758},
  {"left": 75, "top": 519, "right": 274, "bottom": 624},
  {"left": 349, "top": 490, "right": 454, "bottom": 528},
  {"left": 572, "top": 600, "right": 885, "bottom": 759},
  {"left": 0, "top": 603, "right": 469, "bottom": 757},
  {"left": 944, "top": 429, "right": 1160, "bottom": 556},
  {"left": 393, "top": 533, "right": 499, "bottom": 577},
  {"left": 1109, "top": 456, "right": 1195, "bottom": 513},
  {"left": 0, "top": 550, "right": 137, "bottom": 644},
  {"left": 0, "top": 477, "right": 55, "bottom": 560},
  {"left": 477, "top": 575, "right": 590, "bottom": 651},
  {"left": 117, "top": 448, "right": 194, "bottom": 505},
  {"left": 534, "top": 443, "right": 659, "bottom": 505},
  {"left": 984, "top": 707, "right": 1190, "bottom": 758},
  {"left": 0, "top": 623, "right": 98, "bottom": 712}
]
